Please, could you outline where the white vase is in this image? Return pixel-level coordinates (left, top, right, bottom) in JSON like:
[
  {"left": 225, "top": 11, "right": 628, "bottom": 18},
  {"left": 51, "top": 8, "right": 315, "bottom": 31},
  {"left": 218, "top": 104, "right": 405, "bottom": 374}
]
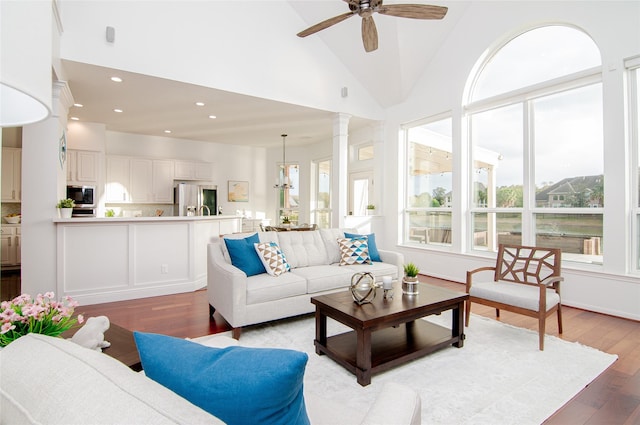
[{"left": 59, "top": 208, "right": 73, "bottom": 219}]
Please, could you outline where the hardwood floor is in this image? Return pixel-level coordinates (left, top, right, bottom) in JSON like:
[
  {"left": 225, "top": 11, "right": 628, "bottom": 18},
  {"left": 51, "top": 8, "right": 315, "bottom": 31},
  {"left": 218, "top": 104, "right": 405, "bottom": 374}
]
[{"left": 51, "top": 276, "right": 640, "bottom": 424}]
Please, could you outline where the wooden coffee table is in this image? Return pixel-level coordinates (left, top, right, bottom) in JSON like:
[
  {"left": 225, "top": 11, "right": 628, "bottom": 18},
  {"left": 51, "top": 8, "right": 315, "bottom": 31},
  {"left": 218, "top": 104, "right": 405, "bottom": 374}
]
[
  {"left": 65, "top": 323, "right": 142, "bottom": 371},
  {"left": 311, "top": 282, "right": 468, "bottom": 386}
]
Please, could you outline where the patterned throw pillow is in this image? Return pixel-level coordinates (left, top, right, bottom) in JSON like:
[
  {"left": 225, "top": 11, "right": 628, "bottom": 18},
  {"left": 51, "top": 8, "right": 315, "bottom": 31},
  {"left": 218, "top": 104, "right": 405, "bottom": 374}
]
[
  {"left": 337, "top": 236, "right": 371, "bottom": 265},
  {"left": 254, "top": 242, "right": 291, "bottom": 276}
]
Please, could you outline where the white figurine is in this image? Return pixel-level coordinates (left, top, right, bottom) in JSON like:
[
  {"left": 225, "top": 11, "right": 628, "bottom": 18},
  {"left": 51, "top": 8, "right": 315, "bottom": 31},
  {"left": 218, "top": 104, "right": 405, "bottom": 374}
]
[{"left": 70, "top": 316, "right": 111, "bottom": 351}]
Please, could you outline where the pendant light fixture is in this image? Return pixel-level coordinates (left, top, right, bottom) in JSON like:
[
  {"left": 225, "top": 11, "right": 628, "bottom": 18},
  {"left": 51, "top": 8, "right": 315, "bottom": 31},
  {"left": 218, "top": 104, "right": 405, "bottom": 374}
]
[{"left": 274, "top": 134, "right": 294, "bottom": 189}]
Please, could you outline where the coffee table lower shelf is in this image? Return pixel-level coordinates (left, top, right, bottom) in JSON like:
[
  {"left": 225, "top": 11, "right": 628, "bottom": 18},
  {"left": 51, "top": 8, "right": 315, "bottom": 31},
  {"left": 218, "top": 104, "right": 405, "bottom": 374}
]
[{"left": 314, "top": 319, "right": 457, "bottom": 382}]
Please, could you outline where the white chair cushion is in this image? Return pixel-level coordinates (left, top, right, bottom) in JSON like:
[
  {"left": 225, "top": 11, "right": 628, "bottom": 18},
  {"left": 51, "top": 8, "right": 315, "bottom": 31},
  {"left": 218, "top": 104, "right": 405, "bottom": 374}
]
[{"left": 470, "top": 280, "right": 560, "bottom": 311}]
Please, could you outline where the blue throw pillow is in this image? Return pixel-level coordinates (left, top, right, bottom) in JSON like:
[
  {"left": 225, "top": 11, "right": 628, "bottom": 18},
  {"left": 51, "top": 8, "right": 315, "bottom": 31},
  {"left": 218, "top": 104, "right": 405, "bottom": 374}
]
[
  {"left": 224, "top": 233, "right": 266, "bottom": 276},
  {"left": 134, "top": 332, "right": 310, "bottom": 425},
  {"left": 344, "top": 232, "right": 381, "bottom": 262}
]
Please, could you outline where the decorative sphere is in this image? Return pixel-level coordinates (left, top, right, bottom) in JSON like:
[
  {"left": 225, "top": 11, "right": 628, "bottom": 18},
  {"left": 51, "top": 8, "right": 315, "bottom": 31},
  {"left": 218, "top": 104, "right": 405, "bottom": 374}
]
[{"left": 350, "top": 272, "right": 377, "bottom": 305}]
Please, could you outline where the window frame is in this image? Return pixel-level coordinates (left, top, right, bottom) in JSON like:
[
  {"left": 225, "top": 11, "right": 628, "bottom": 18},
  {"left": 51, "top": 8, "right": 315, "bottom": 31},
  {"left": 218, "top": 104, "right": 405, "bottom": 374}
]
[
  {"left": 465, "top": 28, "right": 604, "bottom": 264},
  {"left": 626, "top": 56, "right": 640, "bottom": 273},
  {"left": 402, "top": 113, "right": 454, "bottom": 249}
]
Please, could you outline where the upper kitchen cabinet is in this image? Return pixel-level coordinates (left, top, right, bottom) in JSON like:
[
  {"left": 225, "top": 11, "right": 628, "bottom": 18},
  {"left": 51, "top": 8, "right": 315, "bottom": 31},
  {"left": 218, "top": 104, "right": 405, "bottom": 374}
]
[
  {"left": 106, "top": 156, "right": 131, "bottom": 203},
  {"left": 174, "top": 160, "right": 212, "bottom": 181},
  {"left": 106, "top": 156, "right": 174, "bottom": 204},
  {"left": 1, "top": 148, "right": 21, "bottom": 203},
  {"left": 67, "top": 150, "right": 99, "bottom": 184}
]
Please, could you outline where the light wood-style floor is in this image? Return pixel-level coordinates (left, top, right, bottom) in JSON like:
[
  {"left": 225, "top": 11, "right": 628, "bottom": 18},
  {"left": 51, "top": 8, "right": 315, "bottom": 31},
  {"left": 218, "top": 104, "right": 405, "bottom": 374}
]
[{"left": 54, "top": 276, "right": 640, "bottom": 424}]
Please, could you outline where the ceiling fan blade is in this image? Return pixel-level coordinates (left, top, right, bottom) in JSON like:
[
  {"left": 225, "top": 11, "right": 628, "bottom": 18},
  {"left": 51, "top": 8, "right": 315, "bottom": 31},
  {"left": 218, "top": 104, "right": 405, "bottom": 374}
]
[
  {"left": 297, "top": 11, "right": 355, "bottom": 37},
  {"left": 362, "top": 16, "right": 378, "bottom": 52},
  {"left": 377, "top": 4, "right": 448, "bottom": 19}
]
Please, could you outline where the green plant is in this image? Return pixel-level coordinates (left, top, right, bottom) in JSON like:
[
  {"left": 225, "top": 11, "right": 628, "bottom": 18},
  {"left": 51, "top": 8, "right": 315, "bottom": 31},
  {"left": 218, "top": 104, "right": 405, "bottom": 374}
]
[
  {"left": 56, "top": 198, "right": 75, "bottom": 208},
  {"left": 105, "top": 209, "right": 115, "bottom": 217},
  {"left": 366, "top": 204, "right": 375, "bottom": 210},
  {"left": 403, "top": 262, "right": 419, "bottom": 278}
]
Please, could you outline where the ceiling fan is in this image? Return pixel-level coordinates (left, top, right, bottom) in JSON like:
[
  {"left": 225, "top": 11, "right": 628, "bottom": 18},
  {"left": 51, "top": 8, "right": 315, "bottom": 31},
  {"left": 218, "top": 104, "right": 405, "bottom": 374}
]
[{"left": 297, "top": 0, "right": 448, "bottom": 53}]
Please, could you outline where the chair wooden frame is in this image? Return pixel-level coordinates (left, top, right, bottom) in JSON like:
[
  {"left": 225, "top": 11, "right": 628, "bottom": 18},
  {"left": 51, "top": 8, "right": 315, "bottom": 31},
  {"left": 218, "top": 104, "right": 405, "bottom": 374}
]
[{"left": 465, "top": 244, "right": 564, "bottom": 350}]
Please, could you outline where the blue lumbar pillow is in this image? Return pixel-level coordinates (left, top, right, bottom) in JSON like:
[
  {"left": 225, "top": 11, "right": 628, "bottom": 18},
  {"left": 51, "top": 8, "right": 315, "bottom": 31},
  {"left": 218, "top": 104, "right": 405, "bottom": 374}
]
[
  {"left": 344, "top": 232, "right": 381, "bottom": 262},
  {"left": 134, "top": 332, "right": 310, "bottom": 425},
  {"left": 224, "top": 233, "right": 266, "bottom": 276}
]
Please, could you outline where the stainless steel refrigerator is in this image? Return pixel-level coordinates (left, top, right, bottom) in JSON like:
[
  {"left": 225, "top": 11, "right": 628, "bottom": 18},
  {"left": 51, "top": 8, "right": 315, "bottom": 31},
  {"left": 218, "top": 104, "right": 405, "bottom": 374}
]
[{"left": 173, "top": 182, "right": 217, "bottom": 216}]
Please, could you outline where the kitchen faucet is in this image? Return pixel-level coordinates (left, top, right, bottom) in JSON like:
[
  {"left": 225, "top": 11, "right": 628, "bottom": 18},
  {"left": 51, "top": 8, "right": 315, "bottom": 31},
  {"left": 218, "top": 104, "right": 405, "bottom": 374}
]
[{"left": 199, "top": 205, "right": 211, "bottom": 216}]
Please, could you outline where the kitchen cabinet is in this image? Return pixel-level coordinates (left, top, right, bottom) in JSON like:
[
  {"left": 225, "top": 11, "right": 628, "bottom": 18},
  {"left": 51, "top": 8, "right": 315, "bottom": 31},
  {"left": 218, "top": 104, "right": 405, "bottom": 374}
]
[
  {"left": 67, "top": 150, "right": 98, "bottom": 184},
  {"left": 242, "top": 218, "right": 271, "bottom": 232},
  {"left": 130, "top": 158, "right": 153, "bottom": 202},
  {"left": 106, "top": 156, "right": 131, "bottom": 202},
  {"left": 106, "top": 156, "right": 174, "bottom": 204},
  {"left": 1, "top": 226, "right": 20, "bottom": 266},
  {"left": 174, "top": 160, "right": 212, "bottom": 181},
  {"left": 1, "top": 148, "right": 21, "bottom": 202},
  {"left": 152, "top": 160, "right": 174, "bottom": 203}
]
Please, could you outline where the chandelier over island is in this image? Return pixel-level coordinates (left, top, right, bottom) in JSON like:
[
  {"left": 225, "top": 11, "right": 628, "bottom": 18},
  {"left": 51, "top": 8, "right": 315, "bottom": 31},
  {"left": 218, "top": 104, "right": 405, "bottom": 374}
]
[{"left": 274, "top": 134, "right": 294, "bottom": 190}]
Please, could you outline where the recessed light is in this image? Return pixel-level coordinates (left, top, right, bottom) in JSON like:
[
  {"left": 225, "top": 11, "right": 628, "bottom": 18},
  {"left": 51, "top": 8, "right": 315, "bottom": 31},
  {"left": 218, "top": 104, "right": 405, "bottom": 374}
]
[
  {"left": 111, "top": 77, "right": 123, "bottom": 83},
  {"left": 73, "top": 103, "right": 83, "bottom": 108},
  {"left": 70, "top": 117, "right": 80, "bottom": 121},
  {"left": 164, "top": 130, "right": 172, "bottom": 134},
  {"left": 208, "top": 115, "right": 217, "bottom": 119},
  {"left": 195, "top": 102, "right": 205, "bottom": 106},
  {"left": 113, "top": 108, "right": 123, "bottom": 113}
]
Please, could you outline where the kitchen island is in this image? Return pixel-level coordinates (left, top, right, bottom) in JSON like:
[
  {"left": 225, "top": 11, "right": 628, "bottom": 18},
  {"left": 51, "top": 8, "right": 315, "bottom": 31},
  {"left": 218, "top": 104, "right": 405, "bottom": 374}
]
[{"left": 54, "top": 215, "right": 242, "bottom": 305}]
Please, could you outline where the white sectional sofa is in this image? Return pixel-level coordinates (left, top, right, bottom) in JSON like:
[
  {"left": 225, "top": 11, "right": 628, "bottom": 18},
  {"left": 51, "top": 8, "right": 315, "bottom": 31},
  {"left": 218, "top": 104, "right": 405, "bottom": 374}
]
[
  {"left": 0, "top": 333, "right": 422, "bottom": 425},
  {"left": 207, "top": 228, "right": 404, "bottom": 336}
]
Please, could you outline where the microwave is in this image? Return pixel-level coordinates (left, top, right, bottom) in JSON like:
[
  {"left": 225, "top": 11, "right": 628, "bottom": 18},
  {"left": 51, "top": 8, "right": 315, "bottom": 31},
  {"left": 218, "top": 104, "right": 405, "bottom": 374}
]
[{"left": 66, "top": 185, "right": 95, "bottom": 207}]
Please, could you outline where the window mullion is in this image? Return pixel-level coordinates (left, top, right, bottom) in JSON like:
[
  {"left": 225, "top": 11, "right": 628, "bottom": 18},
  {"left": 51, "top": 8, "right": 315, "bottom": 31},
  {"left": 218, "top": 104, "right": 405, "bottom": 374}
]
[{"left": 522, "top": 100, "right": 534, "bottom": 245}]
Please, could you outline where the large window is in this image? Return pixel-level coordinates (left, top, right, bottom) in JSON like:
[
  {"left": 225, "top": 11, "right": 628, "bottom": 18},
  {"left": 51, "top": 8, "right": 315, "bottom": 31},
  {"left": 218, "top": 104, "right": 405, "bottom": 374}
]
[
  {"left": 629, "top": 57, "right": 640, "bottom": 270},
  {"left": 468, "top": 25, "right": 603, "bottom": 263},
  {"left": 313, "top": 159, "right": 331, "bottom": 228},
  {"left": 277, "top": 163, "right": 299, "bottom": 225},
  {"left": 404, "top": 116, "right": 453, "bottom": 246}
]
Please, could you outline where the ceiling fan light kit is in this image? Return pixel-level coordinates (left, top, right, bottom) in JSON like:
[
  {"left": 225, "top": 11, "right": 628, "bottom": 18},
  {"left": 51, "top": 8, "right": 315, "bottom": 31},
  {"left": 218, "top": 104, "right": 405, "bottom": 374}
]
[{"left": 297, "top": 0, "right": 447, "bottom": 52}]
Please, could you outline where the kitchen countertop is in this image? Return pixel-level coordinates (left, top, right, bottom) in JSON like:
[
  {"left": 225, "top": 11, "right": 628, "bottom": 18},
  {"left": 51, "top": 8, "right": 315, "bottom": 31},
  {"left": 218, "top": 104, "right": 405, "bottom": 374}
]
[{"left": 53, "top": 215, "right": 243, "bottom": 223}]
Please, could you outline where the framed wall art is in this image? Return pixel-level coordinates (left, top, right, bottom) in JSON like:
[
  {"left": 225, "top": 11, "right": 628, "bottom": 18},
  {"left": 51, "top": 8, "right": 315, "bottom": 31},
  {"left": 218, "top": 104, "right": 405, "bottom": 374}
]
[{"left": 228, "top": 180, "right": 249, "bottom": 202}]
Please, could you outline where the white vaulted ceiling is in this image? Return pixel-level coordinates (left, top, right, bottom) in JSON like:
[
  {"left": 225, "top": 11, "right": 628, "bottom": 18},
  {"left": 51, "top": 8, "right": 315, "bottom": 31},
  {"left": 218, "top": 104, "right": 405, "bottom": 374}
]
[{"left": 59, "top": 1, "right": 468, "bottom": 148}]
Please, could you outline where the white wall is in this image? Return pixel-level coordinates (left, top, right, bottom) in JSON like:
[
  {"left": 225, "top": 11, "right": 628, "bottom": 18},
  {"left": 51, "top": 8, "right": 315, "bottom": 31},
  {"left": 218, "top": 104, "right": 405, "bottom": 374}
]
[
  {"left": 57, "top": 0, "right": 384, "bottom": 120},
  {"left": 383, "top": 1, "right": 640, "bottom": 320}
]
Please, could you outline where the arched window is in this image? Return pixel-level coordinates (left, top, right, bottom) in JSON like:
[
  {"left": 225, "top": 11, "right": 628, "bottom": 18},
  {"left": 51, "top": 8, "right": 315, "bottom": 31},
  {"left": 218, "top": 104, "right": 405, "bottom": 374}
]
[{"left": 466, "top": 25, "right": 604, "bottom": 264}]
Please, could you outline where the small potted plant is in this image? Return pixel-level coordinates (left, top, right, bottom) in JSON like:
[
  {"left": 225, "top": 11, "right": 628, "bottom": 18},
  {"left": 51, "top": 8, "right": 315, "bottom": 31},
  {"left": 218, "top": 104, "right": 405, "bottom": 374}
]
[
  {"left": 402, "top": 262, "right": 420, "bottom": 295},
  {"left": 366, "top": 204, "right": 376, "bottom": 215},
  {"left": 57, "top": 198, "right": 75, "bottom": 219}
]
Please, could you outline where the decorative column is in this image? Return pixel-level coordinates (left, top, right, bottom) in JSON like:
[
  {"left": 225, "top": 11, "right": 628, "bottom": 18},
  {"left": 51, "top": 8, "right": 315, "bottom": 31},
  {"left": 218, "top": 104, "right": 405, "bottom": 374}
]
[
  {"left": 332, "top": 113, "right": 350, "bottom": 228},
  {"left": 21, "top": 81, "right": 74, "bottom": 296}
]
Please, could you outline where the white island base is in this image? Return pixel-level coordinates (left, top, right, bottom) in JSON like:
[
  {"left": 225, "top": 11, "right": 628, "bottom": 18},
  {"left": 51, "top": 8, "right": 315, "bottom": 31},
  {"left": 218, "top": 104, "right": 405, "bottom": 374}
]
[{"left": 55, "top": 216, "right": 241, "bottom": 306}]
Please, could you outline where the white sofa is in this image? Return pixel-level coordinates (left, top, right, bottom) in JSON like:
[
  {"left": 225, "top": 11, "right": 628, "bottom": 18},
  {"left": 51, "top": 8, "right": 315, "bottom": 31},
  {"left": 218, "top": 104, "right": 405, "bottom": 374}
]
[
  {"left": 0, "top": 333, "right": 422, "bottom": 425},
  {"left": 207, "top": 228, "right": 404, "bottom": 336}
]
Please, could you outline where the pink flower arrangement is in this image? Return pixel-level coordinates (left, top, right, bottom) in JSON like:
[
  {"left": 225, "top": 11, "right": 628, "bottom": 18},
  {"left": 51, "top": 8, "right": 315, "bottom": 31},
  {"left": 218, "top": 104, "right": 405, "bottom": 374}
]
[{"left": 0, "top": 292, "right": 84, "bottom": 347}]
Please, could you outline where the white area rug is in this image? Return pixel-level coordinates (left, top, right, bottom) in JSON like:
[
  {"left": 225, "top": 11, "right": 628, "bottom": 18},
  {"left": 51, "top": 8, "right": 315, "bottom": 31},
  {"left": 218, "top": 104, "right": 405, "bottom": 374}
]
[{"left": 235, "top": 312, "right": 617, "bottom": 425}]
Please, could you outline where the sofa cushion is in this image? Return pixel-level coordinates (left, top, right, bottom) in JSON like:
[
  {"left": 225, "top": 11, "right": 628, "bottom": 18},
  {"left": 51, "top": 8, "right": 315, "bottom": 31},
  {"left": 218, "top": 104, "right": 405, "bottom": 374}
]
[
  {"left": 220, "top": 231, "right": 277, "bottom": 263},
  {"left": 276, "top": 230, "right": 329, "bottom": 268},
  {"left": 224, "top": 233, "right": 266, "bottom": 276},
  {"left": 134, "top": 332, "right": 310, "bottom": 425},
  {"left": 319, "top": 228, "right": 347, "bottom": 264},
  {"left": 0, "top": 333, "right": 222, "bottom": 425},
  {"left": 337, "top": 236, "right": 372, "bottom": 265},
  {"left": 246, "top": 271, "right": 308, "bottom": 304},
  {"left": 344, "top": 232, "right": 381, "bottom": 262},
  {"left": 291, "top": 265, "right": 354, "bottom": 294},
  {"left": 254, "top": 241, "right": 291, "bottom": 276},
  {"left": 342, "top": 261, "right": 401, "bottom": 281}
]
